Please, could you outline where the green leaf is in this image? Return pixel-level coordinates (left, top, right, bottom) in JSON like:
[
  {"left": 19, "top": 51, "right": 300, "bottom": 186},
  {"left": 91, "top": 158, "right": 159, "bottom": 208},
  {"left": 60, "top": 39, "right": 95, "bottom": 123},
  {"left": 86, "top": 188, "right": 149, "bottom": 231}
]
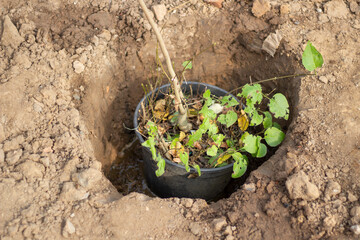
[
  {"left": 264, "top": 127, "right": 285, "bottom": 147},
  {"left": 255, "top": 136, "right": 267, "bottom": 158},
  {"left": 250, "top": 110, "right": 263, "bottom": 126},
  {"left": 187, "top": 129, "right": 203, "bottom": 147},
  {"left": 182, "top": 60, "right": 193, "bottom": 70},
  {"left": 217, "top": 114, "right": 226, "bottom": 125},
  {"left": 207, "top": 145, "right": 218, "bottom": 157},
  {"left": 238, "top": 84, "right": 263, "bottom": 104},
  {"left": 199, "top": 105, "right": 216, "bottom": 119},
  {"left": 268, "top": 93, "right": 289, "bottom": 120},
  {"left": 273, "top": 122, "right": 282, "bottom": 130},
  {"left": 225, "top": 110, "right": 238, "bottom": 127},
  {"left": 193, "top": 164, "right": 201, "bottom": 176},
  {"left": 226, "top": 139, "right": 235, "bottom": 148},
  {"left": 208, "top": 122, "right": 219, "bottom": 136},
  {"left": 302, "top": 41, "right": 323, "bottom": 72},
  {"left": 155, "top": 156, "right": 165, "bottom": 177},
  {"left": 142, "top": 137, "right": 157, "bottom": 160},
  {"left": 221, "top": 96, "right": 239, "bottom": 107},
  {"left": 263, "top": 111, "right": 273, "bottom": 129},
  {"left": 203, "top": 89, "right": 211, "bottom": 99},
  {"left": 231, "top": 153, "right": 248, "bottom": 178},
  {"left": 179, "top": 151, "right": 190, "bottom": 172},
  {"left": 242, "top": 134, "right": 258, "bottom": 155},
  {"left": 212, "top": 134, "right": 225, "bottom": 146}
]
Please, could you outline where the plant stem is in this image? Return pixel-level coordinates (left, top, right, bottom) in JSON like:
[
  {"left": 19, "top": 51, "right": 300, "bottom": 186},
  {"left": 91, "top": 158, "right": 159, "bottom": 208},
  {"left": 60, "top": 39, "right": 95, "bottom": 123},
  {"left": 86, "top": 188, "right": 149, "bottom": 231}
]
[{"left": 138, "top": 0, "right": 192, "bottom": 132}]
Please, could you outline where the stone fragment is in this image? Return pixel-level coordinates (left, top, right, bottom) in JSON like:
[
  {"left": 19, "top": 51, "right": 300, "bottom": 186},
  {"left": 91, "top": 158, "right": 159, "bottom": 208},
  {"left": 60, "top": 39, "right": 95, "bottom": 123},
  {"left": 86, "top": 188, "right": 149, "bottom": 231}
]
[
  {"left": 5, "top": 149, "right": 23, "bottom": 165},
  {"left": 98, "top": 29, "right": 111, "bottom": 41},
  {"left": 0, "top": 15, "right": 24, "bottom": 49},
  {"left": 350, "top": 206, "right": 360, "bottom": 221},
  {"left": 72, "top": 168, "right": 102, "bottom": 189},
  {"left": 285, "top": 171, "right": 320, "bottom": 201},
  {"left": 183, "top": 198, "right": 194, "bottom": 208},
  {"left": 351, "top": 225, "right": 360, "bottom": 235},
  {"left": 17, "top": 160, "right": 44, "bottom": 179},
  {"left": 62, "top": 219, "right": 75, "bottom": 238},
  {"left": 323, "top": 215, "right": 337, "bottom": 229},
  {"left": 73, "top": 61, "right": 85, "bottom": 74},
  {"left": 319, "top": 76, "right": 328, "bottom": 84},
  {"left": 204, "top": 0, "right": 224, "bottom": 8},
  {"left": 3, "top": 135, "right": 25, "bottom": 152},
  {"left": 324, "top": 0, "right": 349, "bottom": 19},
  {"left": 212, "top": 217, "right": 227, "bottom": 232},
  {"left": 60, "top": 182, "right": 89, "bottom": 202},
  {"left": 348, "top": 192, "right": 358, "bottom": 202},
  {"left": 280, "top": 4, "right": 290, "bottom": 15},
  {"left": 189, "top": 222, "right": 202, "bottom": 236},
  {"left": 262, "top": 30, "right": 282, "bottom": 57},
  {"left": 227, "top": 212, "right": 238, "bottom": 224},
  {"left": 252, "top": 0, "right": 270, "bottom": 18},
  {"left": 87, "top": 11, "right": 114, "bottom": 29},
  {"left": 325, "top": 181, "right": 341, "bottom": 198},
  {"left": 152, "top": 4, "right": 167, "bottom": 21},
  {"left": 349, "top": 1, "right": 359, "bottom": 14},
  {"left": 243, "top": 183, "right": 256, "bottom": 192},
  {"left": 224, "top": 226, "right": 232, "bottom": 235}
]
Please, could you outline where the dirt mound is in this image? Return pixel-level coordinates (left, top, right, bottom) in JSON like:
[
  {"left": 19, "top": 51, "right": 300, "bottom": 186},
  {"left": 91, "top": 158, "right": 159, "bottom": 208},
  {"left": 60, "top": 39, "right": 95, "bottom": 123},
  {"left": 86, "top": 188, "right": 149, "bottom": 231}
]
[{"left": 0, "top": 0, "right": 359, "bottom": 239}]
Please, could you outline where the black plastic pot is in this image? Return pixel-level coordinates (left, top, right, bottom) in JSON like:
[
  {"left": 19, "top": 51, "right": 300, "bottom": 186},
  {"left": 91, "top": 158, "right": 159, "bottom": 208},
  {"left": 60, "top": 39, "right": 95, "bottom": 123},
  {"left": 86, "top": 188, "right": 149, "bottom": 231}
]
[{"left": 134, "top": 82, "right": 238, "bottom": 201}]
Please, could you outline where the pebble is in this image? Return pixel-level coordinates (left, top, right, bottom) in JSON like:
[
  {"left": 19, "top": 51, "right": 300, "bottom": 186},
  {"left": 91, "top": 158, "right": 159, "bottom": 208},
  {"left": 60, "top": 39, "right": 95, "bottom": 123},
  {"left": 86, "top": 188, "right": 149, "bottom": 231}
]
[
  {"left": 0, "top": 15, "right": 24, "bottom": 49},
  {"left": 212, "top": 217, "right": 227, "bottom": 232},
  {"left": 5, "top": 149, "right": 23, "bottom": 165},
  {"left": 324, "top": 0, "right": 349, "bottom": 19},
  {"left": 72, "top": 168, "right": 102, "bottom": 189},
  {"left": 349, "top": 1, "right": 359, "bottom": 14},
  {"left": 189, "top": 222, "right": 202, "bottom": 236},
  {"left": 33, "top": 102, "right": 43, "bottom": 113},
  {"left": 280, "top": 4, "right": 290, "bottom": 15},
  {"left": 319, "top": 76, "right": 329, "bottom": 84},
  {"left": 325, "top": 181, "right": 341, "bottom": 198},
  {"left": 183, "top": 198, "right": 193, "bottom": 208},
  {"left": 203, "top": 0, "right": 224, "bottom": 8},
  {"left": 60, "top": 182, "right": 89, "bottom": 202},
  {"left": 350, "top": 206, "right": 360, "bottom": 220},
  {"left": 98, "top": 29, "right": 112, "bottom": 41},
  {"left": 62, "top": 219, "right": 76, "bottom": 238},
  {"left": 351, "top": 225, "right": 360, "bottom": 235},
  {"left": 285, "top": 171, "right": 320, "bottom": 201},
  {"left": 252, "top": 0, "right": 270, "bottom": 18},
  {"left": 3, "top": 135, "right": 25, "bottom": 152},
  {"left": 73, "top": 60, "right": 85, "bottom": 74},
  {"left": 224, "top": 225, "right": 232, "bottom": 235},
  {"left": 152, "top": 4, "right": 167, "bottom": 21},
  {"left": 348, "top": 192, "right": 358, "bottom": 202},
  {"left": 17, "top": 160, "right": 44, "bottom": 179},
  {"left": 243, "top": 183, "right": 256, "bottom": 192},
  {"left": 262, "top": 30, "right": 282, "bottom": 57},
  {"left": 323, "top": 215, "right": 337, "bottom": 229},
  {"left": 227, "top": 212, "right": 238, "bottom": 224}
]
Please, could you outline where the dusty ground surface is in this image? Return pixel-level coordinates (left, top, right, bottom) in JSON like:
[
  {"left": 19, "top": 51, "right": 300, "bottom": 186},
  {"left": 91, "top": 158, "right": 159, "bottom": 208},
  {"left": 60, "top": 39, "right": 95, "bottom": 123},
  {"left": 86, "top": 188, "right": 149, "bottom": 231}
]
[{"left": 0, "top": 0, "right": 360, "bottom": 239}]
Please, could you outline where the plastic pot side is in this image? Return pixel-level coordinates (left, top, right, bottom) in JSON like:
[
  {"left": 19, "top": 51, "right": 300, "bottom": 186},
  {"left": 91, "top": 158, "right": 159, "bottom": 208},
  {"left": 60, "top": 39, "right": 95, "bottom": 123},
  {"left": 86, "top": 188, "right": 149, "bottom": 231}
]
[{"left": 134, "top": 82, "right": 239, "bottom": 201}]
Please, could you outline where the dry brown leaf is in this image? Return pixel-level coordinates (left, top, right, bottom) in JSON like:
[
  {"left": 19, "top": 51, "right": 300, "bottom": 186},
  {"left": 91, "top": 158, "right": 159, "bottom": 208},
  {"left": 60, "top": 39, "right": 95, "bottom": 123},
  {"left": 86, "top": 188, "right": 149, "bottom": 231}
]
[
  {"left": 173, "top": 158, "right": 181, "bottom": 163},
  {"left": 238, "top": 109, "right": 249, "bottom": 131},
  {"left": 154, "top": 99, "right": 166, "bottom": 111},
  {"left": 194, "top": 141, "right": 202, "bottom": 150}
]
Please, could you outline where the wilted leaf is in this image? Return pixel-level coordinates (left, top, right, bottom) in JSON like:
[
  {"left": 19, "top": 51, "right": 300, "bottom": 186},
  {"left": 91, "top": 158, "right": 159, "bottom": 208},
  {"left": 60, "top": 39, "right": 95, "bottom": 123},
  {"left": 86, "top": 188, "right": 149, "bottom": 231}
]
[
  {"left": 187, "top": 108, "right": 198, "bottom": 118},
  {"left": 264, "top": 127, "right": 285, "bottom": 147},
  {"left": 154, "top": 99, "right": 166, "bottom": 111},
  {"left": 238, "top": 110, "right": 249, "bottom": 131},
  {"left": 302, "top": 41, "right": 323, "bottom": 72},
  {"left": 173, "top": 157, "right": 181, "bottom": 163},
  {"left": 194, "top": 141, "right": 202, "bottom": 150},
  {"left": 179, "top": 131, "right": 186, "bottom": 141},
  {"left": 268, "top": 93, "right": 289, "bottom": 120},
  {"left": 153, "top": 110, "right": 169, "bottom": 120},
  {"left": 215, "top": 153, "right": 231, "bottom": 167}
]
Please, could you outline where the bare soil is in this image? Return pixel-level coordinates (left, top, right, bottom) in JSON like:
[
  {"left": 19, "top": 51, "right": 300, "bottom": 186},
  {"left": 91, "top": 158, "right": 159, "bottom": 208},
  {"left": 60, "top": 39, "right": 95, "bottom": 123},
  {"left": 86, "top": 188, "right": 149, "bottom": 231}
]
[{"left": 0, "top": 0, "right": 359, "bottom": 239}]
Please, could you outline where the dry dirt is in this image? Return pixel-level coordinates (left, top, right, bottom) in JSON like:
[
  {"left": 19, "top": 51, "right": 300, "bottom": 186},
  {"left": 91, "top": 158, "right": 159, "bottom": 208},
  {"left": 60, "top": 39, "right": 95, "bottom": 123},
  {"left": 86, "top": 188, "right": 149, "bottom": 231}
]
[{"left": 0, "top": 0, "right": 360, "bottom": 239}]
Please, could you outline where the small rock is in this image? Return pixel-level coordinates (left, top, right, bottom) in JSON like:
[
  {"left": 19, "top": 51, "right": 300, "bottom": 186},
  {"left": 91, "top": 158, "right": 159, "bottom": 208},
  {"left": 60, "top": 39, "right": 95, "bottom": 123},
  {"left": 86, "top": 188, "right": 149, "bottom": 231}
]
[
  {"left": 91, "top": 36, "right": 99, "bottom": 46},
  {"left": 319, "top": 76, "right": 329, "bottom": 84},
  {"left": 0, "top": 15, "right": 25, "bottom": 49},
  {"left": 349, "top": 1, "right": 359, "bottom": 14},
  {"left": 73, "top": 61, "right": 85, "bottom": 74},
  {"left": 189, "top": 222, "right": 202, "bottom": 236},
  {"left": 323, "top": 215, "right": 337, "bottom": 229},
  {"left": 62, "top": 219, "right": 75, "bottom": 238},
  {"left": 98, "top": 29, "right": 111, "bottom": 41},
  {"left": 324, "top": 0, "right": 349, "bottom": 19},
  {"left": 227, "top": 212, "right": 238, "bottom": 224},
  {"left": 212, "top": 217, "right": 227, "bottom": 232},
  {"left": 40, "top": 157, "right": 50, "bottom": 167},
  {"left": 348, "top": 192, "right": 358, "bottom": 202},
  {"left": 351, "top": 225, "right": 360, "bottom": 235},
  {"left": 183, "top": 199, "right": 194, "bottom": 208},
  {"left": 327, "top": 74, "right": 336, "bottom": 82},
  {"left": 5, "top": 149, "right": 23, "bottom": 165},
  {"left": 252, "top": 0, "right": 271, "bottom": 18},
  {"left": 262, "top": 30, "right": 282, "bottom": 57},
  {"left": 285, "top": 171, "right": 320, "bottom": 201},
  {"left": 350, "top": 206, "right": 360, "bottom": 220},
  {"left": 152, "top": 4, "right": 167, "bottom": 21},
  {"left": 243, "top": 183, "right": 256, "bottom": 192},
  {"left": 204, "top": 0, "right": 224, "bottom": 8},
  {"left": 224, "top": 226, "right": 232, "bottom": 235},
  {"left": 60, "top": 182, "right": 89, "bottom": 202},
  {"left": 72, "top": 168, "right": 102, "bottom": 189},
  {"left": 33, "top": 102, "right": 43, "bottom": 113},
  {"left": 325, "top": 181, "right": 341, "bottom": 198},
  {"left": 3, "top": 135, "right": 25, "bottom": 152},
  {"left": 17, "top": 160, "right": 44, "bottom": 179},
  {"left": 0, "top": 149, "right": 4, "bottom": 163},
  {"left": 226, "top": 236, "right": 235, "bottom": 240},
  {"left": 280, "top": 4, "right": 290, "bottom": 15}
]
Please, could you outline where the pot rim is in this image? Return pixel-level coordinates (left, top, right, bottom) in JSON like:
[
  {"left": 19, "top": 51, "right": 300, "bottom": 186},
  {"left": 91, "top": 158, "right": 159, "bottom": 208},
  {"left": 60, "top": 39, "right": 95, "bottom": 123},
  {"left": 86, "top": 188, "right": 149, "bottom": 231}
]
[{"left": 134, "top": 81, "right": 237, "bottom": 173}]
